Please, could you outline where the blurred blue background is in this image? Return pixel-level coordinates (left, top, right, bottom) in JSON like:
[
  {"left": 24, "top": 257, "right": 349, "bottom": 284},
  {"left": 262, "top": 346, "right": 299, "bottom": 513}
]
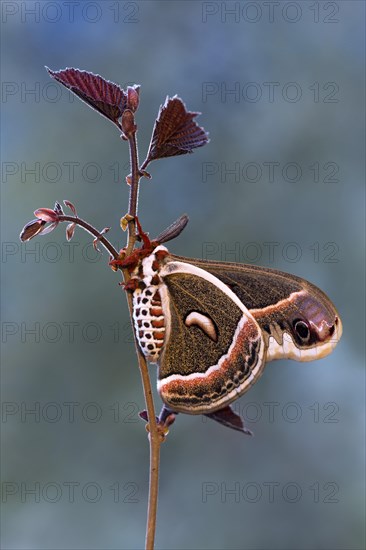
[{"left": 1, "top": 1, "right": 365, "bottom": 549}]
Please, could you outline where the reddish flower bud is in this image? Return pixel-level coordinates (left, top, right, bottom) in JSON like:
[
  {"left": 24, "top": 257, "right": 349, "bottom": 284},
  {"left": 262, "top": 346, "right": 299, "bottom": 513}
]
[
  {"left": 121, "top": 109, "right": 137, "bottom": 137},
  {"left": 139, "top": 169, "right": 151, "bottom": 180},
  {"left": 127, "top": 85, "right": 140, "bottom": 112}
]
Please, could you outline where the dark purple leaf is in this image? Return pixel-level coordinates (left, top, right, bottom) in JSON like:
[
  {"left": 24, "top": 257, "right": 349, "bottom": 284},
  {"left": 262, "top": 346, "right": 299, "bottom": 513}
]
[
  {"left": 66, "top": 223, "right": 76, "bottom": 241},
  {"left": 139, "top": 410, "right": 150, "bottom": 422},
  {"left": 40, "top": 222, "right": 59, "bottom": 236},
  {"left": 20, "top": 219, "right": 46, "bottom": 242},
  {"left": 54, "top": 201, "right": 64, "bottom": 215},
  {"left": 34, "top": 208, "right": 59, "bottom": 222},
  {"left": 145, "top": 96, "right": 209, "bottom": 164},
  {"left": 205, "top": 405, "right": 253, "bottom": 435},
  {"left": 20, "top": 219, "right": 58, "bottom": 242},
  {"left": 47, "top": 67, "right": 127, "bottom": 126},
  {"left": 92, "top": 238, "right": 100, "bottom": 253},
  {"left": 93, "top": 227, "right": 110, "bottom": 252},
  {"left": 63, "top": 200, "right": 77, "bottom": 216}
]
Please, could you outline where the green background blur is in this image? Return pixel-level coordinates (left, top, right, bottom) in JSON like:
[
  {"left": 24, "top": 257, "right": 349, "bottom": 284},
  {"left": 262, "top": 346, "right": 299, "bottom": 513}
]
[{"left": 1, "top": 1, "right": 365, "bottom": 549}]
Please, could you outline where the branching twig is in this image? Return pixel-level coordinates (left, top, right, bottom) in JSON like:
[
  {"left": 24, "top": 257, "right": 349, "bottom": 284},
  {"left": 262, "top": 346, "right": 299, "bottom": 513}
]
[
  {"left": 122, "top": 120, "right": 161, "bottom": 550},
  {"left": 58, "top": 215, "right": 119, "bottom": 259},
  {"left": 22, "top": 69, "right": 209, "bottom": 550}
]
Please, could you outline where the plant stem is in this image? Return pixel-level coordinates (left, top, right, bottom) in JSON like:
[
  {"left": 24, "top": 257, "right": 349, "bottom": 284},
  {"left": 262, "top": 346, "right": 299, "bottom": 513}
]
[
  {"left": 58, "top": 215, "right": 119, "bottom": 259},
  {"left": 146, "top": 427, "right": 161, "bottom": 549},
  {"left": 127, "top": 133, "right": 139, "bottom": 241},
  {"left": 139, "top": 157, "right": 150, "bottom": 172},
  {"left": 59, "top": 124, "right": 161, "bottom": 549},
  {"left": 57, "top": 136, "right": 161, "bottom": 548},
  {"left": 124, "top": 127, "right": 161, "bottom": 550}
]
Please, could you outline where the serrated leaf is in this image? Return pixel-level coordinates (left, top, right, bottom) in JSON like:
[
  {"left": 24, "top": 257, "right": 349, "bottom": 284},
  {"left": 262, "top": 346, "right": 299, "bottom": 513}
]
[
  {"left": 145, "top": 96, "right": 209, "bottom": 164},
  {"left": 47, "top": 67, "right": 127, "bottom": 126}
]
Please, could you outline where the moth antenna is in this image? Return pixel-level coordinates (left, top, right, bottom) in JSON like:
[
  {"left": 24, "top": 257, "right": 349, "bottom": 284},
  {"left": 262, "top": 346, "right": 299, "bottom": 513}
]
[{"left": 154, "top": 214, "right": 189, "bottom": 244}]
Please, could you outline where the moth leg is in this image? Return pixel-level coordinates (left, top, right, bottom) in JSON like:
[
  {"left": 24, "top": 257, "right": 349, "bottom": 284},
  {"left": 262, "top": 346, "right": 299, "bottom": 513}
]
[
  {"left": 205, "top": 405, "right": 253, "bottom": 436},
  {"left": 158, "top": 404, "right": 178, "bottom": 426}
]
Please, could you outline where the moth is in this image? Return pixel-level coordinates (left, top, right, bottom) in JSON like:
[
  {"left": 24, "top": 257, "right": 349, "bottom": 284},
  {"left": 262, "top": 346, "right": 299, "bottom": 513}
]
[{"left": 116, "top": 216, "right": 342, "bottom": 434}]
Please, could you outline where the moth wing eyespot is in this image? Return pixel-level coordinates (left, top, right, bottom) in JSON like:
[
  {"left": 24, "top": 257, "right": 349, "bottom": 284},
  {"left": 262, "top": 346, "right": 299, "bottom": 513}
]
[{"left": 293, "top": 319, "right": 311, "bottom": 341}]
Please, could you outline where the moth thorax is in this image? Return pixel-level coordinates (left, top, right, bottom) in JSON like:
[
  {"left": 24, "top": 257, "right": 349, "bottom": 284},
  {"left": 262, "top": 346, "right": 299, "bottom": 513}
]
[{"left": 132, "top": 284, "right": 165, "bottom": 362}]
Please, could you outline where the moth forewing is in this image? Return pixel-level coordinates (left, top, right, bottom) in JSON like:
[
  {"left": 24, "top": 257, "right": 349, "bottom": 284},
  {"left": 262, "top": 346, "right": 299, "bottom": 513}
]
[{"left": 156, "top": 259, "right": 266, "bottom": 414}]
